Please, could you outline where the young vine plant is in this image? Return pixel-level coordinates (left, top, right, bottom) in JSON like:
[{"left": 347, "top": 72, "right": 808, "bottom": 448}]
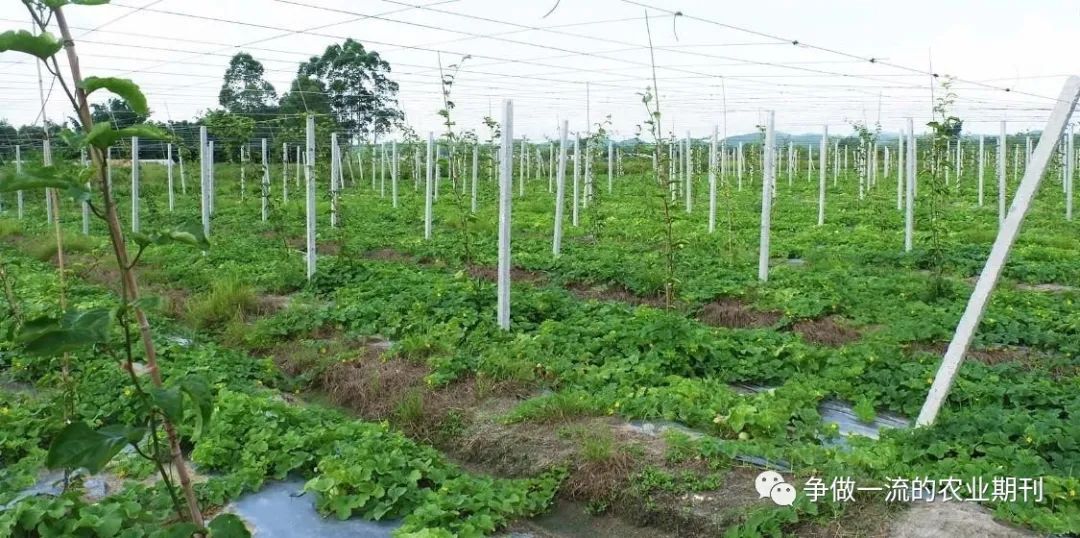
[{"left": 0, "top": 1, "right": 239, "bottom": 535}]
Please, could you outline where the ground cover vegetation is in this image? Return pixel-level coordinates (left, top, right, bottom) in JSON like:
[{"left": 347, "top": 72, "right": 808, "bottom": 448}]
[{"left": 1, "top": 2, "right": 1078, "bottom": 536}]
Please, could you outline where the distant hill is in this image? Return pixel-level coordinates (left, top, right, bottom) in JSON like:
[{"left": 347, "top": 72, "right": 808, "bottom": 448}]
[
  {"left": 721, "top": 132, "right": 901, "bottom": 145},
  {"left": 613, "top": 132, "right": 878, "bottom": 146},
  {"left": 612, "top": 130, "right": 1014, "bottom": 148}
]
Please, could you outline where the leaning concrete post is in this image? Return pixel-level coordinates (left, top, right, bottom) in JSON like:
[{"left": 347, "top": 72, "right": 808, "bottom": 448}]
[{"left": 917, "top": 76, "right": 1080, "bottom": 427}]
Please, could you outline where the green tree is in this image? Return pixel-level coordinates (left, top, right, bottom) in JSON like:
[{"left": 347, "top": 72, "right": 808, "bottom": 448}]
[
  {"left": 278, "top": 75, "right": 332, "bottom": 117},
  {"left": 201, "top": 109, "right": 255, "bottom": 163},
  {"left": 163, "top": 119, "right": 200, "bottom": 160},
  {"left": 277, "top": 75, "right": 337, "bottom": 152},
  {"left": 219, "top": 52, "right": 277, "bottom": 116},
  {"left": 0, "top": 119, "right": 16, "bottom": 160},
  {"left": 90, "top": 97, "right": 147, "bottom": 130},
  {"left": 298, "top": 38, "right": 402, "bottom": 139}
]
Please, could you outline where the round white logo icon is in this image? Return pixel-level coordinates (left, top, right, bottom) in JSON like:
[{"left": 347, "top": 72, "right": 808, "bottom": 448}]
[{"left": 755, "top": 471, "right": 796, "bottom": 506}]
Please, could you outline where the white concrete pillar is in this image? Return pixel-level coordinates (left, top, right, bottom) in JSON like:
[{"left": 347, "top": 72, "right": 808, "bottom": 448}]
[{"left": 496, "top": 100, "right": 514, "bottom": 330}]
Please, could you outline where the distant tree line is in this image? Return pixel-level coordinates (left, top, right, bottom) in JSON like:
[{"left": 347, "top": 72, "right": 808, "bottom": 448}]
[{"left": 0, "top": 38, "right": 403, "bottom": 164}]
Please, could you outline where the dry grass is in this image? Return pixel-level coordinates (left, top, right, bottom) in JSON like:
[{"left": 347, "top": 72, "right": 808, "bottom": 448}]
[
  {"left": 567, "top": 282, "right": 667, "bottom": 307},
  {"left": 790, "top": 497, "right": 901, "bottom": 537},
  {"left": 698, "top": 297, "right": 782, "bottom": 329},
  {"left": 792, "top": 316, "right": 862, "bottom": 346},
  {"left": 560, "top": 427, "right": 637, "bottom": 508},
  {"left": 563, "top": 449, "right": 637, "bottom": 506},
  {"left": 287, "top": 237, "right": 341, "bottom": 255},
  {"left": 364, "top": 248, "right": 414, "bottom": 263},
  {"left": 911, "top": 342, "right": 1079, "bottom": 377},
  {"left": 320, "top": 346, "right": 430, "bottom": 419},
  {"left": 466, "top": 265, "right": 548, "bottom": 284},
  {"left": 315, "top": 342, "right": 493, "bottom": 443}
]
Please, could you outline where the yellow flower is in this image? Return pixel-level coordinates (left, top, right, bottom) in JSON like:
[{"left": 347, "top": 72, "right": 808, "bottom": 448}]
[
  {"left": 926, "top": 377, "right": 934, "bottom": 385},
  {"left": 0, "top": 407, "right": 9, "bottom": 415},
  {"left": 1025, "top": 436, "right": 1033, "bottom": 444},
  {"left": 123, "top": 388, "right": 133, "bottom": 397}
]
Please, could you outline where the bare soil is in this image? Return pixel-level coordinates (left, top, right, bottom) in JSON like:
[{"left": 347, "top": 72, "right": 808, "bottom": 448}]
[
  {"left": 507, "top": 498, "right": 676, "bottom": 538},
  {"left": 888, "top": 501, "right": 1035, "bottom": 538}
]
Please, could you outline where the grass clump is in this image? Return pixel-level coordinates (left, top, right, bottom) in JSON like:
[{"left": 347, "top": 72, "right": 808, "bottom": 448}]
[
  {"left": 186, "top": 276, "right": 258, "bottom": 329},
  {"left": 504, "top": 390, "right": 606, "bottom": 424},
  {"left": 580, "top": 429, "right": 615, "bottom": 463},
  {"left": 0, "top": 219, "right": 21, "bottom": 238},
  {"left": 28, "top": 232, "right": 97, "bottom": 261}
]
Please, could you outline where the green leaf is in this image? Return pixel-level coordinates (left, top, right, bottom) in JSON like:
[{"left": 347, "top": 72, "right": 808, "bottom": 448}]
[
  {"left": 208, "top": 514, "right": 250, "bottom": 538},
  {"left": 17, "top": 307, "right": 113, "bottom": 356},
  {"left": 853, "top": 398, "right": 877, "bottom": 423},
  {"left": 131, "top": 232, "right": 154, "bottom": 248},
  {"left": 86, "top": 506, "right": 124, "bottom": 536},
  {"left": 85, "top": 123, "right": 169, "bottom": 150},
  {"left": 0, "top": 164, "right": 92, "bottom": 203},
  {"left": 158, "top": 522, "right": 199, "bottom": 538},
  {"left": 46, "top": 422, "right": 145, "bottom": 474},
  {"left": 21, "top": 327, "right": 91, "bottom": 356},
  {"left": 58, "top": 129, "right": 87, "bottom": 150},
  {"left": 84, "top": 122, "right": 117, "bottom": 149},
  {"left": 149, "top": 387, "right": 183, "bottom": 424},
  {"left": 131, "top": 223, "right": 210, "bottom": 255},
  {"left": 0, "top": 166, "right": 79, "bottom": 191},
  {"left": 131, "top": 295, "right": 163, "bottom": 312},
  {"left": 64, "top": 307, "right": 113, "bottom": 341},
  {"left": 63, "top": 182, "right": 92, "bottom": 204},
  {"left": 156, "top": 223, "right": 210, "bottom": 249},
  {"left": 81, "top": 77, "right": 149, "bottom": 116},
  {"left": 162, "top": 231, "right": 204, "bottom": 248},
  {"left": 0, "top": 30, "right": 62, "bottom": 59},
  {"left": 180, "top": 375, "right": 214, "bottom": 437},
  {"left": 17, "top": 315, "right": 62, "bottom": 343}
]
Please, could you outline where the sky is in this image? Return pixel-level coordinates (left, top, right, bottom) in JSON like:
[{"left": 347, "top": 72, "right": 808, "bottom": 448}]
[{"left": 1, "top": 0, "right": 1078, "bottom": 143}]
